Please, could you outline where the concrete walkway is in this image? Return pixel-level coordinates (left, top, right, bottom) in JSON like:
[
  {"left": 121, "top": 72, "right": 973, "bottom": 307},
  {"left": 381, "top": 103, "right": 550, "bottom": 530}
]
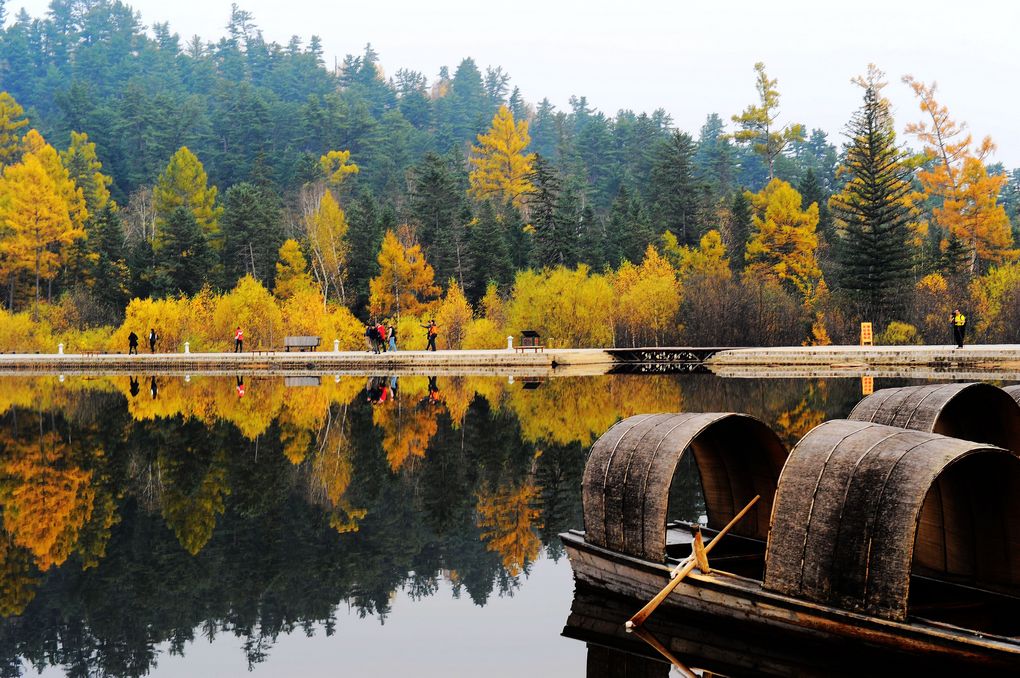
[
  {"left": 707, "top": 344, "right": 1020, "bottom": 370},
  {"left": 0, "top": 348, "right": 615, "bottom": 376}
]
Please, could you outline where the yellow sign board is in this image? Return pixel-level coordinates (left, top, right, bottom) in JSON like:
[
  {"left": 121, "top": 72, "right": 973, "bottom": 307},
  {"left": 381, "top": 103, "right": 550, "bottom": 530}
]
[
  {"left": 862, "top": 376, "right": 874, "bottom": 396},
  {"left": 860, "top": 322, "right": 873, "bottom": 346}
]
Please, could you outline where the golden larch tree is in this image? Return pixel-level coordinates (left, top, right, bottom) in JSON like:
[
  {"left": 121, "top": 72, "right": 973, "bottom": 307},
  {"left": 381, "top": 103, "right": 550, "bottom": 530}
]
[
  {"left": 476, "top": 479, "right": 543, "bottom": 577},
  {"left": 434, "top": 279, "right": 473, "bottom": 349},
  {"left": 369, "top": 227, "right": 440, "bottom": 318},
  {"left": 22, "top": 129, "right": 88, "bottom": 232},
  {"left": 902, "top": 77, "right": 1013, "bottom": 272},
  {"left": 469, "top": 105, "right": 535, "bottom": 207},
  {"left": 744, "top": 179, "right": 821, "bottom": 300},
  {"left": 0, "top": 92, "right": 28, "bottom": 169},
  {"left": 61, "top": 131, "right": 113, "bottom": 213},
  {"left": 274, "top": 238, "right": 317, "bottom": 300},
  {"left": 154, "top": 146, "right": 222, "bottom": 245},
  {"left": 0, "top": 155, "right": 84, "bottom": 315},
  {"left": 731, "top": 63, "right": 805, "bottom": 179}
]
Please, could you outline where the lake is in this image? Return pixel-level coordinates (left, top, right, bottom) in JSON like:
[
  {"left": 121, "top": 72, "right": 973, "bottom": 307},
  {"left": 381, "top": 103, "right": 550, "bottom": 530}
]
[{"left": 0, "top": 372, "right": 902, "bottom": 676}]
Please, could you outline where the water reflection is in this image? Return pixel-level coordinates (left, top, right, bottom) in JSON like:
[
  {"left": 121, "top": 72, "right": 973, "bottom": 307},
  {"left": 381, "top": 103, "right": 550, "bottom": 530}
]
[{"left": 0, "top": 373, "right": 874, "bottom": 675}]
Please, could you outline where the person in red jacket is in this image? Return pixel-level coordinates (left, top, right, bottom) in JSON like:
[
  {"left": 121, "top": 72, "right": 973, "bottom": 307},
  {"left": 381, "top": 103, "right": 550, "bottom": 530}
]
[{"left": 234, "top": 326, "right": 244, "bottom": 353}]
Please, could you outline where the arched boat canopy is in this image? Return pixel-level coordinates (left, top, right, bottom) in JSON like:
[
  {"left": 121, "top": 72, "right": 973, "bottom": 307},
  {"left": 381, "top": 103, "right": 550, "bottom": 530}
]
[
  {"left": 582, "top": 412, "right": 787, "bottom": 563},
  {"left": 847, "top": 382, "right": 1020, "bottom": 451},
  {"left": 764, "top": 419, "right": 1020, "bottom": 622}
]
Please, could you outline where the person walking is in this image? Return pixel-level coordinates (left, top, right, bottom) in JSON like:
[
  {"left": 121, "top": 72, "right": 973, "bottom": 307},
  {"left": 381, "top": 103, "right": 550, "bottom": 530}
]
[
  {"left": 376, "top": 321, "right": 388, "bottom": 353},
  {"left": 388, "top": 324, "right": 397, "bottom": 352},
  {"left": 234, "top": 326, "right": 244, "bottom": 353},
  {"left": 128, "top": 331, "right": 139, "bottom": 355},
  {"left": 148, "top": 328, "right": 158, "bottom": 353},
  {"left": 365, "top": 322, "right": 379, "bottom": 353},
  {"left": 951, "top": 308, "right": 967, "bottom": 349},
  {"left": 421, "top": 320, "right": 438, "bottom": 351}
]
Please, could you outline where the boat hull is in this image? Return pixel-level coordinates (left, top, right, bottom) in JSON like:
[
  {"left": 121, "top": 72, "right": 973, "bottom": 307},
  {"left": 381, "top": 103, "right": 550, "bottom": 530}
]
[{"left": 561, "top": 530, "right": 1020, "bottom": 672}]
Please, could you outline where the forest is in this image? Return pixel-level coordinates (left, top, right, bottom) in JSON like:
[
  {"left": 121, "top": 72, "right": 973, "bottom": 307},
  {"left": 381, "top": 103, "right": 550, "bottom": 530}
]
[{"left": 1, "top": 1, "right": 1020, "bottom": 350}]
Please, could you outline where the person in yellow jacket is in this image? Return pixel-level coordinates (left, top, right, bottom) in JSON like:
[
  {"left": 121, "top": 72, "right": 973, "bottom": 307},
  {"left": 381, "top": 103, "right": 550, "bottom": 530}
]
[{"left": 951, "top": 309, "right": 967, "bottom": 348}]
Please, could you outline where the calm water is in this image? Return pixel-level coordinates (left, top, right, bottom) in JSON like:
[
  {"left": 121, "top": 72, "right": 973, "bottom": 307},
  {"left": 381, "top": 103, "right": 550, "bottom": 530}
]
[{"left": 0, "top": 373, "right": 902, "bottom": 676}]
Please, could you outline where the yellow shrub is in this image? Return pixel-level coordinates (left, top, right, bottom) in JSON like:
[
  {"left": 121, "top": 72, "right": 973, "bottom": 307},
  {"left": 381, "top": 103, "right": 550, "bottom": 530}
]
[
  {"left": 876, "top": 321, "right": 922, "bottom": 345},
  {"left": 0, "top": 310, "right": 54, "bottom": 352},
  {"left": 395, "top": 315, "right": 428, "bottom": 350},
  {"left": 463, "top": 318, "right": 505, "bottom": 349}
]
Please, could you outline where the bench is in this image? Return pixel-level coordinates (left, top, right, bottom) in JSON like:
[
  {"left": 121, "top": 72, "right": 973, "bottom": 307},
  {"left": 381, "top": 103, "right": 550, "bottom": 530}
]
[
  {"left": 514, "top": 330, "right": 544, "bottom": 353},
  {"left": 284, "top": 336, "right": 321, "bottom": 352}
]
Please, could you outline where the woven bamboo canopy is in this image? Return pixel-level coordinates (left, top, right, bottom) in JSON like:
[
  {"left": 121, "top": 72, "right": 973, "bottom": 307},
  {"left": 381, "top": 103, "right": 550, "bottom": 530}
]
[
  {"left": 764, "top": 420, "right": 1020, "bottom": 621},
  {"left": 582, "top": 412, "right": 787, "bottom": 563},
  {"left": 848, "top": 382, "right": 1020, "bottom": 451}
]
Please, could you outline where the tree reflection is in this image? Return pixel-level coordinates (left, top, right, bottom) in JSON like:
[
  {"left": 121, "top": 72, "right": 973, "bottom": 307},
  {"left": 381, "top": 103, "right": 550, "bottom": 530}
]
[{"left": 0, "top": 373, "right": 869, "bottom": 674}]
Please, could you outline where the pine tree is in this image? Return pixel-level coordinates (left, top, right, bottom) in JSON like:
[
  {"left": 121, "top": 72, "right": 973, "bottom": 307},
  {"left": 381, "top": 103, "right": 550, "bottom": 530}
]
[
  {"left": 81, "top": 205, "right": 130, "bottom": 321},
  {"left": 694, "top": 113, "right": 735, "bottom": 199},
  {"left": 153, "top": 206, "right": 214, "bottom": 297},
  {"left": 467, "top": 201, "right": 511, "bottom": 300},
  {"left": 220, "top": 182, "right": 284, "bottom": 287},
  {"left": 830, "top": 65, "right": 917, "bottom": 322},
  {"left": 649, "top": 130, "right": 703, "bottom": 245},
  {"left": 411, "top": 153, "right": 468, "bottom": 287},
  {"left": 346, "top": 194, "right": 388, "bottom": 313},
  {"left": 728, "top": 190, "right": 752, "bottom": 272},
  {"left": 529, "top": 157, "right": 579, "bottom": 268}
]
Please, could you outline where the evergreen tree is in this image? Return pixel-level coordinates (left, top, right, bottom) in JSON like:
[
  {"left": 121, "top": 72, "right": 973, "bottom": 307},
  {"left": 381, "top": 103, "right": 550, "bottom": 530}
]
[
  {"left": 81, "top": 206, "right": 130, "bottom": 322},
  {"left": 153, "top": 207, "right": 215, "bottom": 297},
  {"left": 220, "top": 182, "right": 284, "bottom": 287},
  {"left": 694, "top": 113, "right": 735, "bottom": 200},
  {"left": 829, "top": 65, "right": 917, "bottom": 322},
  {"left": 409, "top": 153, "right": 469, "bottom": 288},
  {"left": 649, "top": 130, "right": 703, "bottom": 245},
  {"left": 728, "top": 190, "right": 752, "bottom": 272},
  {"left": 466, "top": 201, "right": 511, "bottom": 300},
  {"left": 798, "top": 168, "right": 832, "bottom": 244},
  {"left": 346, "top": 194, "right": 389, "bottom": 313},
  {"left": 529, "top": 156, "right": 578, "bottom": 268}
]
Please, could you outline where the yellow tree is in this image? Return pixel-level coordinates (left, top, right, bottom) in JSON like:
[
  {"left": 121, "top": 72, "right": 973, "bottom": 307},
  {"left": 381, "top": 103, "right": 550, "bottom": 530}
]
[
  {"left": 0, "top": 92, "right": 28, "bottom": 169},
  {"left": 469, "top": 105, "right": 535, "bottom": 207},
  {"left": 663, "top": 229, "right": 732, "bottom": 284},
  {"left": 614, "top": 245, "right": 681, "bottom": 346},
  {"left": 305, "top": 191, "right": 350, "bottom": 305},
  {"left": 0, "top": 155, "right": 84, "bottom": 315},
  {"left": 731, "top": 63, "right": 805, "bottom": 179},
  {"left": 434, "top": 279, "right": 473, "bottom": 349},
  {"left": 154, "top": 146, "right": 222, "bottom": 245},
  {"left": 319, "top": 149, "right": 360, "bottom": 186},
  {"left": 369, "top": 227, "right": 440, "bottom": 318},
  {"left": 22, "top": 130, "right": 88, "bottom": 232},
  {"left": 476, "top": 479, "right": 543, "bottom": 577},
  {"left": 902, "top": 77, "right": 1013, "bottom": 272},
  {"left": 745, "top": 179, "right": 821, "bottom": 300},
  {"left": 274, "top": 239, "right": 316, "bottom": 300},
  {"left": 61, "top": 131, "right": 112, "bottom": 213}
]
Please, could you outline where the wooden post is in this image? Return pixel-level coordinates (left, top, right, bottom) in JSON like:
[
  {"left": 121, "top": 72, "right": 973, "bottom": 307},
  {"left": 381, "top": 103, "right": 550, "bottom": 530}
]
[
  {"left": 692, "top": 527, "right": 711, "bottom": 574},
  {"left": 860, "top": 322, "right": 873, "bottom": 346}
]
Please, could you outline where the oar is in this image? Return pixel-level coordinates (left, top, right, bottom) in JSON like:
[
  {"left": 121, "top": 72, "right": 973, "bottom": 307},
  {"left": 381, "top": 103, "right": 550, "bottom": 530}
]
[
  {"left": 625, "top": 494, "right": 760, "bottom": 629},
  {"left": 630, "top": 626, "right": 698, "bottom": 678}
]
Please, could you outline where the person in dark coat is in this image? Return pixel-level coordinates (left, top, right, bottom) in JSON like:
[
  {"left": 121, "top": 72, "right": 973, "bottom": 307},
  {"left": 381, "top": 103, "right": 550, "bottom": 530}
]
[
  {"left": 128, "top": 331, "right": 139, "bottom": 355},
  {"left": 148, "top": 328, "right": 158, "bottom": 353},
  {"left": 421, "top": 320, "right": 438, "bottom": 351}
]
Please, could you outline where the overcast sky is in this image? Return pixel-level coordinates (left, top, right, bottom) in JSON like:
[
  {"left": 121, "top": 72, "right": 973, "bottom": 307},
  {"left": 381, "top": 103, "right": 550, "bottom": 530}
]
[{"left": 10, "top": 0, "right": 1020, "bottom": 166}]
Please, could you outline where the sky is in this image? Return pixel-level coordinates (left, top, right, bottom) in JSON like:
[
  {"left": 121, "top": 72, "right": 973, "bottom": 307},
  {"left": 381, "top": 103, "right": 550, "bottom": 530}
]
[{"left": 9, "top": 0, "right": 1020, "bottom": 166}]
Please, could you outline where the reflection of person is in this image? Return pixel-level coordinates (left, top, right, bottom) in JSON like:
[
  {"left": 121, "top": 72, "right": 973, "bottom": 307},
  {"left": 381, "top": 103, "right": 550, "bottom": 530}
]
[
  {"left": 421, "top": 320, "right": 438, "bottom": 351},
  {"left": 234, "top": 326, "right": 244, "bottom": 353},
  {"left": 951, "top": 308, "right": 967, "bottom": 348},
  {"left": 128, "top": 331, "right": 139, "bottom": 355},
  {"left": 149, "top": 376, "right": 158, "bottom": 400},
  {"left": 426, "top": 375, "right": 441, "bottom": 404},
  {"left": 148, "top": 328, "right": 158, "bottom": 353},
  {"left": 236, "top": 375, "right": 245, "bottom": 398},
  {"left": 366, "top": 376, "right": 385, "bottom": 403},
  {"left": 129, "top": 376, "right": 140, "bottom": 397}
]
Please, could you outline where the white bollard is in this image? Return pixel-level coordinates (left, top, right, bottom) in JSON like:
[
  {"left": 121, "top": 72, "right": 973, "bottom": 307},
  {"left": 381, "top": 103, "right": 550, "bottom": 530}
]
[
  {"left": 507, "top": 336, "right": 514, "bottom": 351},
  {"left": 508, "top": 375, "right": 515, "bottom": 385},
  {"left": 58, "top": 374, "right": 65, "bottom": 382},
  {"left": 334, "top": 339, "right": 340, "bottom": 353},
  {"left": 58, "top": 343, "right": 64, "bottom": 355},
  {"left": 185, "top": 374, "right": 191, "bottom": 383},
  {"left": 334, "top": 375, "right": 341, "bottom": 383},
  {"left": 184, "top": 341, "right": 190, "bottom": 354}
]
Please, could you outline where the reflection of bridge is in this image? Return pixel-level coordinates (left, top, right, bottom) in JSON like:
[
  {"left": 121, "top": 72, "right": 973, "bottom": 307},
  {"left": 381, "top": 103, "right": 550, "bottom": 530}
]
[{"left": 605, "top": 347, "right": 741, "bottom": 374}]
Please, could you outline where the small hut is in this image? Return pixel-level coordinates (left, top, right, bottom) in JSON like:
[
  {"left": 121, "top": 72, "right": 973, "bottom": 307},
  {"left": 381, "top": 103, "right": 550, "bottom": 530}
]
[
  {"left": 581, "top": 412, "right": 787, "bottom": 563},
  {"left": 848, "top": 383, "right": 1020, "bottom": 451}
]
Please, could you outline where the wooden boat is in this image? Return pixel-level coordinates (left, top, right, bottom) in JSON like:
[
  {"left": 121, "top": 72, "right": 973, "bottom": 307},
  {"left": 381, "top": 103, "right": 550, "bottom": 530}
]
[
  {"left": 561, "top": 413, "right": 1020, "bottom": 671},
  {"left": 849, "top": 381, "right": 1020, "bottom": 450}
]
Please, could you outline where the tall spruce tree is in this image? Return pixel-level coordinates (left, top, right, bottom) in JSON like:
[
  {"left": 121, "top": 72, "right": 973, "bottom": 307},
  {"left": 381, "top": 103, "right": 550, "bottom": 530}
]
[
  {"left": 153, "top": 207, "right": 215, "bottom": 297},
  {"left": 409, "top": 153, "right": 468, "bottom": 287},
  {"left": 649, "top": 130, "right": 703, "bottom": 245},
  {"left": 728, "top": 190, "right": 753, "bottom": 272},
  {"left": 466, "top": 201, "right": 511, "bottom": 300},
  {"left": 829, "top": 65, "right": 916, "bottom": 322},
  {"left": 220, "top": 182, "right": 284, "bottom": 287}
]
